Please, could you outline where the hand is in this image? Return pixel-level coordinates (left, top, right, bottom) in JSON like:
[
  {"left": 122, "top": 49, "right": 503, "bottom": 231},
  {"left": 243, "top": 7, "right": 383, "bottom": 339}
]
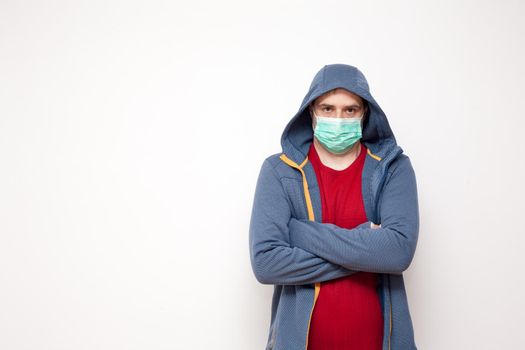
[{"left": 371, "top": 222, "right": 381, "bottom": 229}]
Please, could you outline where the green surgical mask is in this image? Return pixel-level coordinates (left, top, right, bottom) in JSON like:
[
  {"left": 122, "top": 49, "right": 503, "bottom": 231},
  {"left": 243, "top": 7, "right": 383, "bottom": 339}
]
[{"left": 313, "top": 112, "right": 363, "bottom": 154}]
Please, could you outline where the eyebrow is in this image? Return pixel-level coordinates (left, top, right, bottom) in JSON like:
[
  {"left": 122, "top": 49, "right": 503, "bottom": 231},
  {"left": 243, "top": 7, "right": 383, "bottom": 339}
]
[{"left": 319, "top": 103, "right": 361, "bottom": 108}]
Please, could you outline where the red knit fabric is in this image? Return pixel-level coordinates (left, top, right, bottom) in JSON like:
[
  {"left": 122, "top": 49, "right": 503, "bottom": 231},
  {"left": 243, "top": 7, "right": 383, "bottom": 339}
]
[{"left": 306, "top": 142, "right": 383, "bottom": 350}]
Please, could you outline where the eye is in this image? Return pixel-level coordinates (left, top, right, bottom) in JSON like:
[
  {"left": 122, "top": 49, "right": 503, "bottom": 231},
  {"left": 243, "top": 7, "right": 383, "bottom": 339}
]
[{"left": 322, "top": 107, "right": 332, "bottom": 112}]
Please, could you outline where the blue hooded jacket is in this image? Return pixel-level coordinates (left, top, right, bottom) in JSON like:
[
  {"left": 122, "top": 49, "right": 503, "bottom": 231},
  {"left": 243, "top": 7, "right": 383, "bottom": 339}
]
[{"left": 249, "top": 64, "right": 419, "bottom": 350}]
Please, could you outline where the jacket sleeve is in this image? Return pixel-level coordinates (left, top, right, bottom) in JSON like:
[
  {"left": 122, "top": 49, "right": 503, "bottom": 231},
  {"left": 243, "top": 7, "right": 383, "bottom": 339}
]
[
  {"left": 249, "top": 157, "right": 358, "bottom": 285},
  {"left": 288, "top": 155, "right": 419, "bottom": 275}
]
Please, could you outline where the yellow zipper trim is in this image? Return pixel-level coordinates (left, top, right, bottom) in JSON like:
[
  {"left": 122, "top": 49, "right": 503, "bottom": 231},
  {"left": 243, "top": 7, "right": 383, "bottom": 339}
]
[
  {"left": 279, "top": 154, "right": 315, "bottom": 221},
  {"left": 367, "top": 148, "right": 382, "bottom": 161},
  {"left": 367, "top": 147, "right": 392, "bottom": 349},
  {"left": 279, "top": 153, "right": 319, "bottom": 350}
]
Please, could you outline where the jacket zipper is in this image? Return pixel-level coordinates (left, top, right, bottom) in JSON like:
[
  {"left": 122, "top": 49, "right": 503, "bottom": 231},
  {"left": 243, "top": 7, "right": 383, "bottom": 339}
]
[
  {"left": 279, "top": 154, "right": 318, "bottom": 350},
  {"left": 280, "top": 152, "right": 393, "bottom": 350},
  {"left": 369, "top": 148, "right": 397, "bottom": 350}
]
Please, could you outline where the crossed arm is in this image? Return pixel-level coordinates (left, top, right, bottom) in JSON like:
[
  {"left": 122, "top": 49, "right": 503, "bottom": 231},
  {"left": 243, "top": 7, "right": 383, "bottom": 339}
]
[
  {"left": 249, "top": 155, "right": 418, "bottom": 285},
  {"left": 249, "top": 158, "right": 359, "bottom": 285}
]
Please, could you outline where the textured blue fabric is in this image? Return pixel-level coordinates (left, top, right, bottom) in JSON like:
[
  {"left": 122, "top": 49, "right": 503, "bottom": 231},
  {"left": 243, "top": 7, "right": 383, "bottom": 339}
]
[{"left": 249, "top": 64, "right": 419, "bottom": 350}]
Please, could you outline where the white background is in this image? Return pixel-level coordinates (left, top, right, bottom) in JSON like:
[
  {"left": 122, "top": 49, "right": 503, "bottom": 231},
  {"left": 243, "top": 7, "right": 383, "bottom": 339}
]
[{"left": 1, "top": 1, "right": 524, "bottom": 349}]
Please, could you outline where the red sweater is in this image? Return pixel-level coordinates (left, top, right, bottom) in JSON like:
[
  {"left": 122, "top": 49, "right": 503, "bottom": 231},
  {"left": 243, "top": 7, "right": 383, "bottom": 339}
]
[{"left": 307, "top": 142, "right": 383, "bottom": 350}]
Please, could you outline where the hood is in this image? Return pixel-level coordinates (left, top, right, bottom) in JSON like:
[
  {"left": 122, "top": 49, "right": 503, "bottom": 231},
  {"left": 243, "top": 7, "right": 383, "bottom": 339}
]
[{"left": 280, "top": 64, "right": 399, "bottom": 164}]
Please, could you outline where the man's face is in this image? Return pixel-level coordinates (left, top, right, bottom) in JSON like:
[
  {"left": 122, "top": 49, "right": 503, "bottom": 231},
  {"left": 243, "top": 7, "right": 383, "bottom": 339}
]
[{"left": 309, "top": 88, "right": 367, "bottom": 129}]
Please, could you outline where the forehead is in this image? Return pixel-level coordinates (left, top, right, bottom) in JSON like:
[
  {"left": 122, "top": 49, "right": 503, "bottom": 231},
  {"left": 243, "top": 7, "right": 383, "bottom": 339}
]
[{"left": 313, "top": 88, "right": 364, "bottom": 106}]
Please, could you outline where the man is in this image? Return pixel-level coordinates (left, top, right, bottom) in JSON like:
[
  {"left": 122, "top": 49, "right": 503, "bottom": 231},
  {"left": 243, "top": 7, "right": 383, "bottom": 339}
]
[{"left": 249, "top": 64, "right": 419, "bottom": 350}]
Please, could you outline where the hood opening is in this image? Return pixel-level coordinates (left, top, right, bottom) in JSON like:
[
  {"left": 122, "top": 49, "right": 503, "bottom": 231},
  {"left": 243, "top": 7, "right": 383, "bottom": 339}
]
[{"left": 280, "top": 64, "right": 398, "bottom": 164}]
